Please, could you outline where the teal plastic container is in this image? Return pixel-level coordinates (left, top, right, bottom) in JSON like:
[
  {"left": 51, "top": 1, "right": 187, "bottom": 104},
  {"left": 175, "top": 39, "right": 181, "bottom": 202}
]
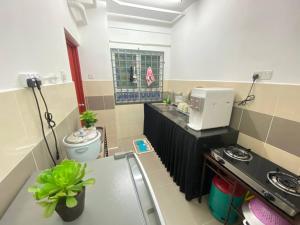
[{"left": 208, "top": 176, "right": 245, "bottom": 224}]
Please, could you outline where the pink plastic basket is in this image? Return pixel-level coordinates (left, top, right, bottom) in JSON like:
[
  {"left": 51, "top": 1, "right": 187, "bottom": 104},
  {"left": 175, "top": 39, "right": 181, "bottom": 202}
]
[{"left": 248, "top": 198, "right": 291, "bottom": 225}]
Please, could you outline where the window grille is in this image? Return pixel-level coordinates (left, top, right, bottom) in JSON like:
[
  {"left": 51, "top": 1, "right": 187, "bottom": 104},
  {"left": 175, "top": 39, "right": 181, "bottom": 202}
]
[{"left": 110, "top": 48, "right": 164, "bottom": 104}]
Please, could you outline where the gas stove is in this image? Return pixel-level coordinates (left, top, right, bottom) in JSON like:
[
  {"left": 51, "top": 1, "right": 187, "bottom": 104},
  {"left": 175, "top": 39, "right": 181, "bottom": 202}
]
[{"left": 211, "top": 145, "right": 300, "bottom": 217}]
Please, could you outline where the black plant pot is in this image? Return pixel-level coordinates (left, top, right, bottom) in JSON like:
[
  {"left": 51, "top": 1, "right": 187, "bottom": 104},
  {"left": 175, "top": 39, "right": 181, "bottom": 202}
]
[{"left": 55, "top": 187, "right": 85, "bottom": 222}]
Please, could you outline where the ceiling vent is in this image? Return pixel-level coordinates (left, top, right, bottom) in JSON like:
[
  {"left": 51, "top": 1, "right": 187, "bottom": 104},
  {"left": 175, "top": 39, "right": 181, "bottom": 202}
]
[{"left": 67, "top": 0, "right": 97, "bottom": 26}]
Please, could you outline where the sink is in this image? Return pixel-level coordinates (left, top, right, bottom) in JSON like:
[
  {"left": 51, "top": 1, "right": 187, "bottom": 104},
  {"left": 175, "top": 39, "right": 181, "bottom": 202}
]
[
  {"left": 151, "top": 103, "right": 189, "bottom": 127},
  {"left": 152, "top": 103, "right": 175, "bottom": 112}
]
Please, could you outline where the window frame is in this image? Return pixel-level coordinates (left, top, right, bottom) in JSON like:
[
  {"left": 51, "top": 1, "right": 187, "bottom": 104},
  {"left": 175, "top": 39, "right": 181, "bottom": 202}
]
[{"left": 110, "top": 48, "right": 164, "bottom": 105}]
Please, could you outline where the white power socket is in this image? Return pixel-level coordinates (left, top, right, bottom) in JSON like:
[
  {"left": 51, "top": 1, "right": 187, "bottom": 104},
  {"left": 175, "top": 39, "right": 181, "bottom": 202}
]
[
  {"left": 19, "top": 73, "right": 41, "bottom": 87},
  {"left": 255, "top": 70, "right": 273, "bottom": 80}
]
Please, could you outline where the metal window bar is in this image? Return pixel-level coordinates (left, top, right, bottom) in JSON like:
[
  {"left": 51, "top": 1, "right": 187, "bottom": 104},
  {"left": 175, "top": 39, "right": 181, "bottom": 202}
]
[{"left": 111, "top": 48, "right": 164, "bottom": 104}]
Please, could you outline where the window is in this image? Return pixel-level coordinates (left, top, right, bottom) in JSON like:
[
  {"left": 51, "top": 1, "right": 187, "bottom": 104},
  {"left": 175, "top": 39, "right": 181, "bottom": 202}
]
[{"left": 111, "top": 48, "right": 164, "bottom": 104}]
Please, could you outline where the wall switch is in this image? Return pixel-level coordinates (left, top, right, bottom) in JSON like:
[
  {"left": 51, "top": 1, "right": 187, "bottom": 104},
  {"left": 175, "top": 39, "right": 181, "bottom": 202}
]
[
  {"left": 19, "top": 73, "right": 40, "bottom": 87},
  {"left": 255, "top": 70, "right": 273, "bottom": 80}
]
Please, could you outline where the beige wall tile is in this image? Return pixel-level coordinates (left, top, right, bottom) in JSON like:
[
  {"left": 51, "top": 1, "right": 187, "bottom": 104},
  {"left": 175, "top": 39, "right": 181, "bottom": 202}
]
[
  {"left": 115, "top": 104, "right": 144, "bottom": 139},
  {"left": 32, "top": 141, "right": 54, "bottom": 170},
  {"left": 167, "top": 80, "right": 280, "bottom": 115},
  {"left": 33, "top": 108, "right": 80, "bottom": 170},
  {"left": 0, "top": 82, "right": 80, "bottom": 218},
  {"left": 40, "top": 83, "right": 78, "bottom": 122},
  {"left": 0, "top": 91, "right": 29, "bottom": 150},
  {"left": 237, "top": 132, "right": 267, "bottom": 158},
  {"left": 0, "top": 83, "right": 79, "bottom": 217},
  {"left": 238, "top": 133, "right": 300, "bottom": 175},
  {"left": 274, "top": 84, "right": 300, "bottom": 123},
  {"left": 84, "top": 81, "right": 114, "bottom": 96},
  {"left": 94, "top": 109, "right": 116, "bottom": 127},
  {"left": 0, "top": 147, "right": 32, "bottom": 181},
  {"left": 237, "top": 83, "right": 279, "bottom": 115},
  {"left": 14, "top": 88, "right": 46, "bottom": 144},
  {"left": 0, "top": 153, "right": 36, "bottom": 217},
  {"left": 264, "top": 144, "right": 300, "bottom": 176},
  {"left": 94, "top": 109, "right": 117, "bottom": 148},
  {"left": 115, "top": 104, "right": 144, "bottom": 124},
  {"left": 163, "top": 80, "right": 171, "bottom": 91},
  {"left": 14, "top": 83, "right": 78, "bottom": 145}
]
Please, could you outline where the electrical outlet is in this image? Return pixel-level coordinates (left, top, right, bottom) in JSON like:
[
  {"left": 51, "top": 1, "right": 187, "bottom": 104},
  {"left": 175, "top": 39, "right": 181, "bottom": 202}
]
[
  {"left": 19, "top": 73, "right": 40, "bottom": 87},
  {"left": 255, "top": 70, "right": 273, "bottom": 80}
]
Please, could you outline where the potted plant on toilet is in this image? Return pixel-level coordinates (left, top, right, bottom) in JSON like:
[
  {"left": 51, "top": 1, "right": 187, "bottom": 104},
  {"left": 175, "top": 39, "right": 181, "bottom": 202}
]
[
  {"left": 80, "top": 110, "right": 98, "bottom": 129},
  {"left": 28, "top": 160, "right": 95, "bottom": 221}
]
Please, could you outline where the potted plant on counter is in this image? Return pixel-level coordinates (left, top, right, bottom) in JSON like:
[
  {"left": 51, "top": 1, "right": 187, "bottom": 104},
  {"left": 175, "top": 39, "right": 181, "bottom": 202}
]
[
  {"left": 28, "top": 160, "right": 95, "bottom": 221},
  {"left": 80, "top": 110, "right": 98, "bottom": 129}
]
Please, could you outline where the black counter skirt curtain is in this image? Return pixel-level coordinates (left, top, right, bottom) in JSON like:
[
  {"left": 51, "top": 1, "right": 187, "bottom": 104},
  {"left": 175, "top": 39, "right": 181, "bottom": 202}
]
[
  {"left": 144, "top": 104, "right": 204, "bottom": 200},
  {"left": 144, "top": 103, "right": 239, "bottom": 200}
]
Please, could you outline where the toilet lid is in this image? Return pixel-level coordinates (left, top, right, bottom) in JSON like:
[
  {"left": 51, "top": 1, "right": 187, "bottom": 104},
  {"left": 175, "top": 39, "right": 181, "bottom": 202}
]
[{"left": 65, "top": 128, "right": 98, "bottom": 144}]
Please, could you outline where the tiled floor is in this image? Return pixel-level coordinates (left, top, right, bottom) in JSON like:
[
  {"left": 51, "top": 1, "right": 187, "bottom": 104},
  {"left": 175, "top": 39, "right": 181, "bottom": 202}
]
[{"left": 110, "top": 136, "right": 223, "bottom": 225}]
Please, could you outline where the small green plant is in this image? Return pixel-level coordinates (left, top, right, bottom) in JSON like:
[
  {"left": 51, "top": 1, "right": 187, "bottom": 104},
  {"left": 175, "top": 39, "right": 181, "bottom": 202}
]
[
  {"left": 163, "top": 96, "right": 171, "bottom": 104},
  {"left": 28, "top": 160, "right": 95, "bottom": 217},
  {"left": 80, "top": 110, "right": 97, "bottom": 128}
]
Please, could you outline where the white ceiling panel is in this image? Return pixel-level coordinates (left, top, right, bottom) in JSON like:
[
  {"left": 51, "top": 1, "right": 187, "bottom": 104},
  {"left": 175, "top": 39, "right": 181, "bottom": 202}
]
[{"left": 106, "top": 0, "right": 198, "bottom": 25}]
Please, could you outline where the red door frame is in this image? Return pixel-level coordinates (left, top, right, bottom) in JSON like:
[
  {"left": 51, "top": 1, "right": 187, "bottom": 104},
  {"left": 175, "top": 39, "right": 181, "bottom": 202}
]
[{"left": 66, "top": 37, "right": 86, "bottom": 113}]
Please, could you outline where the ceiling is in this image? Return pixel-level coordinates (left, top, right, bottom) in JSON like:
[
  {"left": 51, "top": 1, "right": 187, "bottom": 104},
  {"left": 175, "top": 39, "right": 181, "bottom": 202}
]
[
  {"left": 106, "top": 0, "right": 197, "bottom": 25},
  {"left": 119, "top": 0, "right": 197, "bottom": 11}
]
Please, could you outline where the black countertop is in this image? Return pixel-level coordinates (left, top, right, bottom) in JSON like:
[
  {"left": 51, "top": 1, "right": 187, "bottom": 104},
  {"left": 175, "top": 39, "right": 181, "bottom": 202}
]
[{"left": 149, "top": 103, "right": 236, "bottom": 140}]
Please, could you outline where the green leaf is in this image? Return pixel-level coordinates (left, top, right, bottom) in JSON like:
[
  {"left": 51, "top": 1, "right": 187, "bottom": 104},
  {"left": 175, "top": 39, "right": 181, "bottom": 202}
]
[
  {"left": 66, "top": 196, "right": 77, "bottom": 208},
  {"left": 38, "top": 201, "right": 50, "bottom": 207},
  {"left": 28, "top": 185, "right": 38, "bottom": 193},
  {"left": 35, "top": 183, "right": 60, "bottom": 200},
  {"left": 28, "top": 159, "right": 95, "bottom": 217},
  {"left": 49, "top": 190, "right": 67, "bottom": 200},
  {"left": 43, "top": 201, "right": 58, "bottom": 218},
  {"left": 68, "top": 184, "right": 83, "bottom": 192},
  {"left": 82, "top": 178, "right": 95, "bottom": 186},
  {"left": 67, "top": 190, "right": 77, "bottom": 196},
  {"left": 80, "top": 110, "right": 97, "bottom": 127}
]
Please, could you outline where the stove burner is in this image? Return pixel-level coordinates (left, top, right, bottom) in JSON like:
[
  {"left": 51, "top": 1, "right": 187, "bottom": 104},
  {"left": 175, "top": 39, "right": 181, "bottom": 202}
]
[
  {"left": 267, "top": 171, "right": 300, "bottom": 197},
  {"left": 223, "top": 146, "right": 253, "bottom": 161}
]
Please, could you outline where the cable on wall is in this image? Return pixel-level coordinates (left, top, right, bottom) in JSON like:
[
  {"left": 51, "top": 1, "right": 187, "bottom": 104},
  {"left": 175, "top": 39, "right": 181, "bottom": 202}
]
[
  {"left": 36, "top": 84, "right": 61, "bottom": 161},
  {"left": 235, "top": 74, "right": 259, "bottom": 106},
  {"left": 31, "top": 86, "right": 57, "bottom": 166}
]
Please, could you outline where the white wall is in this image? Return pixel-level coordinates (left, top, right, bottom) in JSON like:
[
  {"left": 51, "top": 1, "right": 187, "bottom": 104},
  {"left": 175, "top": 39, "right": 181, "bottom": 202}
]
[
  {"left": 171, "top": 0, "right": 300, "bottom": 83},
  {"left": 78, "top": 3, "right": 112, "bottom": 81},
  {"left": 108, "top": 20, "right": 172, "bottom": 80},
  {"left": 78, "top": 4, "right": 172, "bottom": 81},
  {"left": 0, "top": 0, "right": 79, "bottom": 90}
]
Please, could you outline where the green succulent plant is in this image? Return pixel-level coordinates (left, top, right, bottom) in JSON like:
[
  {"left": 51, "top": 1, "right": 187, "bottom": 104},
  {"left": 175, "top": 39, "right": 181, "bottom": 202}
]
[
  {"left": 28, "top": 160, "right": 95, "bottom": 217},
  {"left": 80, "top": 110, "right": 97, "bottom": 128}
]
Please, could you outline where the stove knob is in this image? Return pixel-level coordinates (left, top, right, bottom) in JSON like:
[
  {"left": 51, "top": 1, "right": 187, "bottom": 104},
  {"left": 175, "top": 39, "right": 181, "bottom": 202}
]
[
  {"left": 263, "top": 191, "right": 275, "bottom": 201},
  {"left": 218, "top": 159, "right": 225, "bottom": 165}
]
